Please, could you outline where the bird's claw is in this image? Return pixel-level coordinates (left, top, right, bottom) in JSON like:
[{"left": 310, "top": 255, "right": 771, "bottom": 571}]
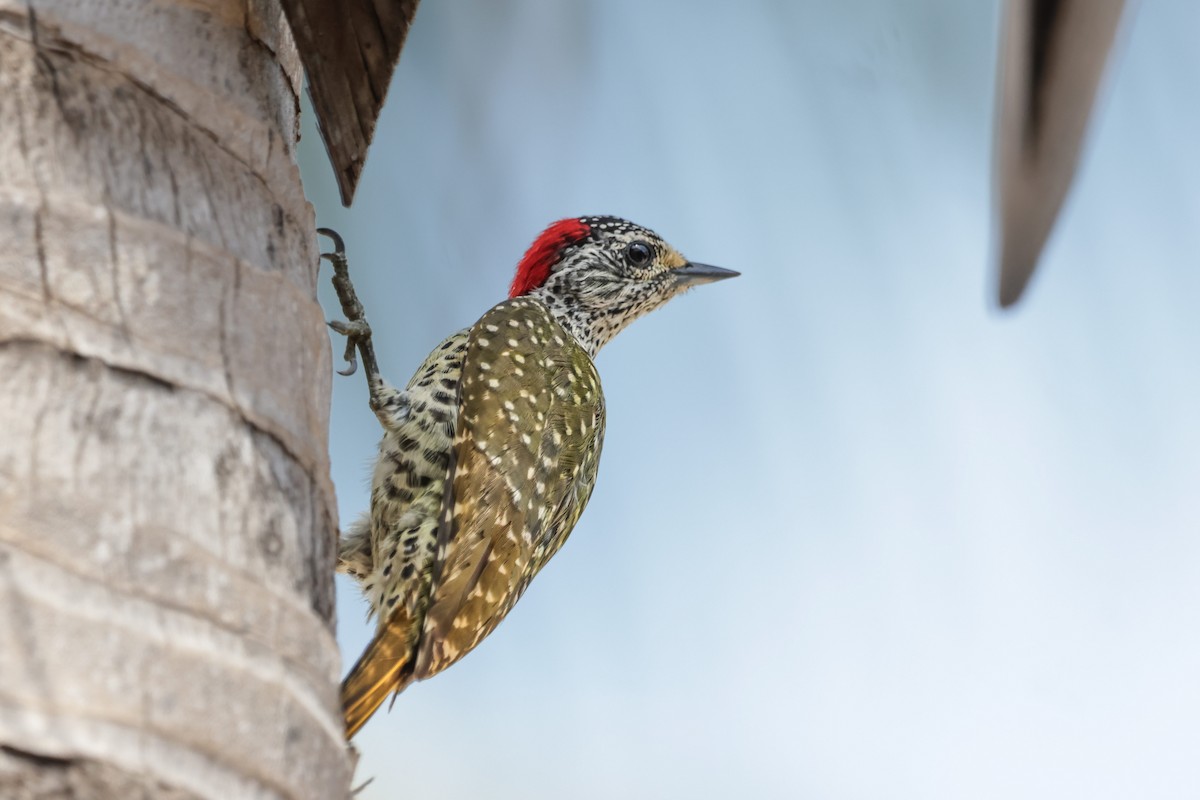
[
  {"left": 327, "top": 318, "right": 372, "bottom": 376},
  {"left": 334, "top": 335, "right": 359, "bottom": 376},
  {"left": 317, "top": 227, "right": 346, "bottom": 262}
]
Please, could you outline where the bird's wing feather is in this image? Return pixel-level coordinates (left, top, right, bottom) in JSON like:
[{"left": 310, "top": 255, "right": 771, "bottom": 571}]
[{"left": 415, "top": 297, "right": 605, "bottom": 679}]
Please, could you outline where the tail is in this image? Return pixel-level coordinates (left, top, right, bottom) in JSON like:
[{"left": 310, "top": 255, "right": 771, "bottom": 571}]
[{"left": 341, "top": 617, "right": 417, "bottom": 739}]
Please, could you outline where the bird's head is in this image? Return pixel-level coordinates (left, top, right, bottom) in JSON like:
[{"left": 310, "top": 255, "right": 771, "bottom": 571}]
[{"left": 509, "top": 216, "right": 738, "bottom": 354}]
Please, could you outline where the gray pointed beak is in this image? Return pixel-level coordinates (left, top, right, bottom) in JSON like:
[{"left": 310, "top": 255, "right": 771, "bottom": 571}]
[{"left": 671, "top": 261, "right": 740, "bottom": 287}]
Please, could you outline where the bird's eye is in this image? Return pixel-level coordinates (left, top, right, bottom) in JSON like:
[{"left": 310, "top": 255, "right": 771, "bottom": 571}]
[{"left": 625, "top": 241, "right": 652, "bottom": 267}]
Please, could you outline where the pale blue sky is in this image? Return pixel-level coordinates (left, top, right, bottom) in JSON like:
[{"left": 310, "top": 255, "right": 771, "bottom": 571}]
[{"left": 301, "top": 2, "right": 1200, "bottom": 797}]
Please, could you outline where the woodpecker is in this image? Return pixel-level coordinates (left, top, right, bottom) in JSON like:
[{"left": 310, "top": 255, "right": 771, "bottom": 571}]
[{"left": 320, "top": 217, "right": 737, "bottom": 738}]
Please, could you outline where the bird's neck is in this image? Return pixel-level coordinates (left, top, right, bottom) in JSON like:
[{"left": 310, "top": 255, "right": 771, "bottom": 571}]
[{"left": 528, "top": 287, "right": 623, "bottom": 359}]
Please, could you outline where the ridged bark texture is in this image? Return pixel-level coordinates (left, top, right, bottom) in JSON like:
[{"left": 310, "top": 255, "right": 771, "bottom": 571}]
[{"left": 0, "top": 0, "right": 350, "bottom": 797}]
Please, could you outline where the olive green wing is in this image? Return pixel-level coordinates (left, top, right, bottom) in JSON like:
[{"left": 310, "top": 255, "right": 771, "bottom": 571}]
[{"left": 413, "top": 297, "right": 605, "bottom": 679}]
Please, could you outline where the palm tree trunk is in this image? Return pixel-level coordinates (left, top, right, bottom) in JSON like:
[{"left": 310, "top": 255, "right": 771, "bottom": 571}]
[{"left": 0, "top": 1, "right": 350, "bottom": 797}]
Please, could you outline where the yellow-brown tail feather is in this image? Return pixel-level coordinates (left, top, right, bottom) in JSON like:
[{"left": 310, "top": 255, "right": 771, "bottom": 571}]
[{"left": 341, "top": 618, "right": 416, "bottom": 739}]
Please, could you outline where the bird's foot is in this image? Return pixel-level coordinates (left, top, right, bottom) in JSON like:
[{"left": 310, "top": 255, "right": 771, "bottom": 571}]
[{"left": 319, "top": 228, "right": 380, "bottom": 380}]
